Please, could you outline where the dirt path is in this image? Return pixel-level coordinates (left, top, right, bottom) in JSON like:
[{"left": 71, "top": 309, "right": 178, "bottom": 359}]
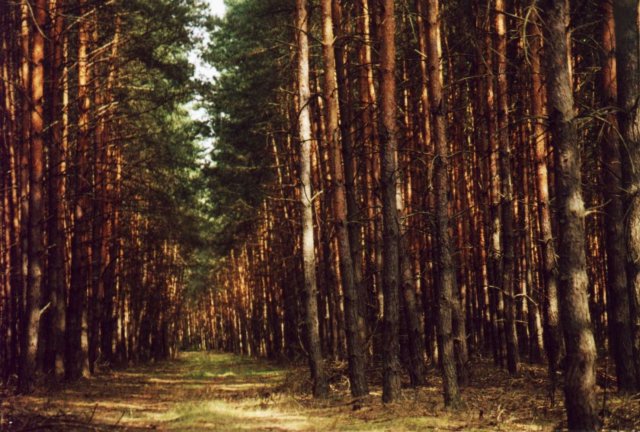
[
  {"left": 2, "top": 352, "right": 638, "bottom": 431},
  {"left": 3, "top": 353, "right": 315, "bottom": 431}
]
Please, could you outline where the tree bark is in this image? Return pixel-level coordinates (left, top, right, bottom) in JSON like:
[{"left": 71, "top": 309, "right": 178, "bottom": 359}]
[
  {"left": 542, "top": 0, "right": 599, "bottom": 429},
  {"left": 67, "top": 0, "right": 91, "bottom": 380},
  {"left": 320, "top": 0, "right": 368, "bottom": 398},
  {"left": 528, "top": 5, "right": 562, "bottom": 396},
  {"left": 18, "top": 0, "right": 47, "bottom": 394},
  {"left": 296, "top": 0, "right": 328, "bottom": 398},
  {"left": 614, "top": 0, "right": 640, "bottom": 387},
  {"left": 599, "top": 0, "right": 638, "bottom": 392},
  {"left": 494, "top": 0, "right": 519, "bottom": 376},
  {"left": 45, "top": 0, "right": 67, "bottom": 379},
  {"left": 425, "top": 0, "right": 460, "bottom": 407},
  {"left": 379, "top": 0, "right": 401, "bottom": 403}
]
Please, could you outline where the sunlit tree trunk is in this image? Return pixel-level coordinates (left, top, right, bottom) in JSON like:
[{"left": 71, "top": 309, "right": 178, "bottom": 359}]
[
  {"left": 296, "top": 0, "right": 328, "bottom": 398},
  {"left": 18, "top": 0, "right": 46, "bottom": 394}
]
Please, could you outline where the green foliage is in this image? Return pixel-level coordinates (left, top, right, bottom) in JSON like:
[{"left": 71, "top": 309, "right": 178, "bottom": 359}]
[
  {"left": 200, "top": 0, "right": 294, "bottom": 254},
  {"left": 107, "top": 0, "right": 217, "bottom": 292}
]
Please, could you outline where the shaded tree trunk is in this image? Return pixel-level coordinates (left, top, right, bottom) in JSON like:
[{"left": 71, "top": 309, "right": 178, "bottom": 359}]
[
  {"left": 528, "top": 6, "right": 562, "bottom": 398},
  {"left": 379, "top": 0, "right": 401, "bottom": 403},
  {"left": 67, "top": 0, "right": 91, "bottom": 381},
  {"left": 614, "top": 0, "right": 640, "bottom": 387},
  {"left": 599, "top": 0, "right": 638, "bottom": 392},
  {"left": 426, "top": 0, "right": 460, "bottom": 407},
  {"left": 320, "top": 0, "right": 368, "bottom": 398},
  {"left": 45, "top": 0, "right": 67, "bottom": 380},
  {"left": 494, "top": 0, "right": 519, "bottom": 376},
  {"left": 543, "top": 0, "right": 599, "bottom": 429}
]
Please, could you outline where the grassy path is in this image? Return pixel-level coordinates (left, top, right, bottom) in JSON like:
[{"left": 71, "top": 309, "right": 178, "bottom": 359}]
[
  {"left": 5, "top": 352, "right": 317, "bottom": 431},
  {"left": 3, "top": 351, "right": 638, "bottom": 431}
]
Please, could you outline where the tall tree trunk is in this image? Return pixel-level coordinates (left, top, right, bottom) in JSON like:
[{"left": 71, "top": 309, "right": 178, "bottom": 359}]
[
  {"left": 528, "top": 5, "right": 562, "bottom": 398},
  {"left": 614, "top": 0, "right": 640, "bottom": 387},
  {"left": 494, "top": 0, "right": 519, "bottom": 376},
  {"left": 45, "top": 0, "right": 67, "bottom": 380},
  {"left": 296, "top": 0, "right": 328, "bottom": 398},
  {"left": 379, "top": 0, "right": 401, "bottom": 403},
  {"left": 356, "top": 0, "right": 381, "bottom": 336},
  {"left": 599, "top": 0, "right": 638, "bottom": 392},
  {"left": 67, "top": 0, "right": 91, "bottom": 380},
  {"left": 17, "top": 0, "right": 31, "bottom": 388},
  {"left": 482, "top": 4, "right": 506, "bottom": 367},
  {"left": 18, "top": 0, "right": 47, "bottom": 394},
  {"left": 101, "top": 19, "right": 120, "bottom": 365},
  {"left": 332, "top": 0, "right": 366, "bottom": 336},
  {"left": 320, "top": 0, "right": 368, "bottom": 398},
  {"left": 543, "top": 0, "right": 599, "bottom": 429},
  {"left": 426, "top": 0, "right": 460, "bottom": 407}
]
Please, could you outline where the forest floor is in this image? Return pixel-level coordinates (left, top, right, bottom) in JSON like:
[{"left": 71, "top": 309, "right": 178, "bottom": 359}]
[{"left": 1, "top": 352, "right": 639, "bottom": 431}]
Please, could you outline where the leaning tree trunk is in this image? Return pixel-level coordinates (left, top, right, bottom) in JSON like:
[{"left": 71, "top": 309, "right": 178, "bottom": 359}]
[
  {"left": 296, "top": 0, "right": 328, "bottom": 398},
  {"left": 542, "top": 0, "right": 599, "bottom": 429},
  {"left": 425, "top": 0, "right": 460, "bottom": 408}
]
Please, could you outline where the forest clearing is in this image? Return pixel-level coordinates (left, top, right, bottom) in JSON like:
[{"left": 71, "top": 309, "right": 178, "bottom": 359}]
[{"left": 2, "top": 0, "right": 640, "bottom": 430}]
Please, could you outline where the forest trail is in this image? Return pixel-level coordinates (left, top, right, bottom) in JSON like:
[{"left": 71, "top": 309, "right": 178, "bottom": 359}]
[
  {"left": 4, "top": 352, "right": 311, "bottom": 431},
  {"left": 1, "top": 351, "right": 586, "bottom": 432}
]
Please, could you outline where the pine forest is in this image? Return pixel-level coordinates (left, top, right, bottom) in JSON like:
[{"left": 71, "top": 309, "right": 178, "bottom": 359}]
[{"left": 1, "top": 0, "right": 640, "bottom": 430}]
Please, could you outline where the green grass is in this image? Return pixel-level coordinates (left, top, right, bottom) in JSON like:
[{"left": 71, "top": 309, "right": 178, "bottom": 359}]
[
  {"left": 7, "top": 351, "right": 567, "bottom": 431},
  {"left": 128, "top": 352, "right": 488, "bottom": 431}
]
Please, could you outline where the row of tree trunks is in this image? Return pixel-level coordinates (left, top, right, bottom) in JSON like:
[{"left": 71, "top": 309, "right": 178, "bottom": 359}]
[
  {"left": 189, "top": 1, "right": 640, "bottom": 429},
  {"left": 0, "top": 0, "right": 192, "bottom": 392}
]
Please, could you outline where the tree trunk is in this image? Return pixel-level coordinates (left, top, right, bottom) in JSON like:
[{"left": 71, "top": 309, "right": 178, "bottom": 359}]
[
  {"left": 614, "top": 0, "right": 640, "bottom": 387},
  {"left": 528, "top": 6, "right": 562, "bottom": 397},
  {"left": 44, "top": 0, "right": 67, "bottom": 380},
  {"left": 599, "top": 0, "right": 638, "bottom": 392},
  {"left": 543, "top": 0, "right": 599, "bottom": 429},
  {"left": 18, "top": 0, "right": 46, "bottom": 394},
  {"left": 379, "top": 0, "right": 401, "bottom": 403},
  {"left": 296, "top": 0, "right": 328, "bottom": 398},
  {"left": 494, "top": 0, "right": 519, "bottom": 376},
  {"left": 320, "top": 0, "right": 368, "bottom": 398},
  {"left": 67, "top": 0, "right": 91, "bottom": 380},
  {"left": 17, "top": 0, "right": 31, "bottom": 390},
  {"left": 426, "top": 0, "right": 460, "bottom": 407}
]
